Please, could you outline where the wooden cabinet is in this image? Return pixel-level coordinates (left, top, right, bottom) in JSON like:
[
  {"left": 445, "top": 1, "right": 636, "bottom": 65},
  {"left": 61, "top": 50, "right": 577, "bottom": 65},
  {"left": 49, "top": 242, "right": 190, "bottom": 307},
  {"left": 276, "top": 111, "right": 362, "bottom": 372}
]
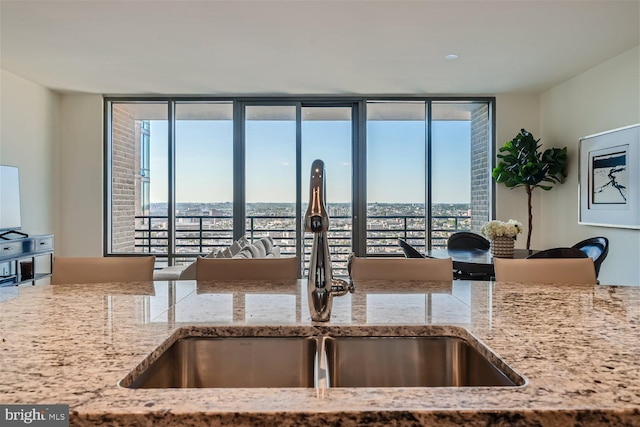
[{"left": 0, "top": 235, "right": 54, "bottom": 287}]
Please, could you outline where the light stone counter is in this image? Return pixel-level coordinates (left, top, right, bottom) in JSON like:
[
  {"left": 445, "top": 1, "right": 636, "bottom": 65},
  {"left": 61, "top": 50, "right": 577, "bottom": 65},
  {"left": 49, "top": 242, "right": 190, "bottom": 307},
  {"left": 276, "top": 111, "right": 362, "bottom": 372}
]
[{"left": 0, "top": 279, "right": 639, "bottom": 426}]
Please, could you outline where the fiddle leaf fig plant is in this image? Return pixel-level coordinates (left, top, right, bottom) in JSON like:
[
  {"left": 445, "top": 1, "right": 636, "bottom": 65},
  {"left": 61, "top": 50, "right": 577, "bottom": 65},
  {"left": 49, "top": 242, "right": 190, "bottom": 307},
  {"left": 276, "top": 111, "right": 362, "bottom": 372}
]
[{"left": 492, "top": 129, "right": 568, "bottom": 250}]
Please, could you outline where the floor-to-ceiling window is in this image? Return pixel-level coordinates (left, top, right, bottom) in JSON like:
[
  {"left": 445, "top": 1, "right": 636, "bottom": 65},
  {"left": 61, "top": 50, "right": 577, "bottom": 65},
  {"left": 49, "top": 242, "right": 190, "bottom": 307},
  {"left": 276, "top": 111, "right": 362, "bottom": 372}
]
[
  {"left": 365, "top": 100, "right": 492, "bottom": 254},
  {"left": 245, "top": 105, "right": 297, "bottom": 256},
  {"left": 431, "top": 102, "right": 491, "bottom": 246},
  {"left": 366, "top": 101, "right": 426, "bottom": 255},
  {"left": 174, "top": 101, "right": 234, "bottom": 264},
  {"left": 105, "top": 97, "right": 493, "bottom": 274}
]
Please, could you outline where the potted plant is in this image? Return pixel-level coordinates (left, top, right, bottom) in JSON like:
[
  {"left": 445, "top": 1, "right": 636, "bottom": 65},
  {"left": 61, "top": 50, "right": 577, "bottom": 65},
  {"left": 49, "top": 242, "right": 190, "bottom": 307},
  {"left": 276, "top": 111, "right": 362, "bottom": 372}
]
[
  {"left": 480, "top": 219, "right": 523, "bottom": 257},
  {"left": 492, "top": 129, "right": 568, "bottom": 250}
]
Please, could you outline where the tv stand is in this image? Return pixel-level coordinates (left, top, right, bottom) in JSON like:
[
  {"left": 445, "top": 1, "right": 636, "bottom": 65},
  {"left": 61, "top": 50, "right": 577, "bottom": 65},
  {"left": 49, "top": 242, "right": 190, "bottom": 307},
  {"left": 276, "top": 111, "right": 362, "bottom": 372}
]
[
  {"left": 0, "top": 235, "right": 53, "bottom": 287},
  {"left": 0, "top": 230, "right": 29, "bottom": 240}
]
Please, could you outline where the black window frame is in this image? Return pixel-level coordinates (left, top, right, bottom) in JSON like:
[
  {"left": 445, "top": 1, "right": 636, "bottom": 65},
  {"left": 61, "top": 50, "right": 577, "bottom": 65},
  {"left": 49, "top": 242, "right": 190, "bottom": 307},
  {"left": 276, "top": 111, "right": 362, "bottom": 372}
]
[{"left": 103, "top": 96, "right": 496, "bottom": 271}]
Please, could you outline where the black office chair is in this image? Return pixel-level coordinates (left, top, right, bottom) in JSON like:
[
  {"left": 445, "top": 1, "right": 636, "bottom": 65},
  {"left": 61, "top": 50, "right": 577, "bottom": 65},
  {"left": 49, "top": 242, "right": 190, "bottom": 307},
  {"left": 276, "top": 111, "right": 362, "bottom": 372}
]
[
  {"left": 447, "top": 232, "right": 491, "bottom": 280},
  {"left": 572, "top": 237, "right": 609, "bottom": 278},
  {"left": 447, "top": 232, "right": 490, "bottom": 251},
  {"left": 397, "top": 238, "right": 425, "bottom": 258},
  {"left": 527, "top": 247, "right": 588, "bottom": 259}
]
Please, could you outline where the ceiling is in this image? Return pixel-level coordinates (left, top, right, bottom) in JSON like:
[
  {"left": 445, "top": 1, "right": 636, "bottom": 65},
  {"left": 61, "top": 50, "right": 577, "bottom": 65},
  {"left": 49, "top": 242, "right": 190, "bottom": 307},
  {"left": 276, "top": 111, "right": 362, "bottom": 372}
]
[{"left": 1, "top": 0, "right": 638, "bottom": 96}]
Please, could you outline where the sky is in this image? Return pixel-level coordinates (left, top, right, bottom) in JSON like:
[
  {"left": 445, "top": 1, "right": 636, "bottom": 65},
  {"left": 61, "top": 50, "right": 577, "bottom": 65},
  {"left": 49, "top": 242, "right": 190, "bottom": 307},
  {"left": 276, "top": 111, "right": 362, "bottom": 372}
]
[{"left": 149, "top": 118, "right": 471, "bottom": 204}]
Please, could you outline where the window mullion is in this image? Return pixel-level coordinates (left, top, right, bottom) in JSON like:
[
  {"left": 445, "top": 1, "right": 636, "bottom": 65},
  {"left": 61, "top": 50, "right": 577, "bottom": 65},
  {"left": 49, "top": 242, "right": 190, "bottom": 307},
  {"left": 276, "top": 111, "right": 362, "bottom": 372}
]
[
  {"left": 295, "top": 103, "right": 302, "bottom": 277},
  {"left": 354, "top": 100, "right": 367, "bottom": 256},
  {"left": 168, "top": 100, "right": 176, "bottom": 265},
  {"left": 426, "top": 101, "right": 432, "bottom": 251},
  {"left": 233, "top": 100, "right": 246, "bottom": 241}
]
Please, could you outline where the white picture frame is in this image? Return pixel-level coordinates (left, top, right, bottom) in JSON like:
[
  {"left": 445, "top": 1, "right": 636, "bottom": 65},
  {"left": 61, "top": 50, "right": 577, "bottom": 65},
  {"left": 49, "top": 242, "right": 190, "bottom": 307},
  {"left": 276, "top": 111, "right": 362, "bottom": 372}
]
[{"left": 579, "top": 123, "right": 640, "bottom": 229}]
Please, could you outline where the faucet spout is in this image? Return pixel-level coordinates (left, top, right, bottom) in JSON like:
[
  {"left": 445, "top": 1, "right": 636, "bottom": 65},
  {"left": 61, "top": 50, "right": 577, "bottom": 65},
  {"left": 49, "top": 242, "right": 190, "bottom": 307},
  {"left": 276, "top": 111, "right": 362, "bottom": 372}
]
[
  {"left": 305, "top": 160, "right": 329, "bottom": 234},
  {"left": 305, "top": 159, "right": 353, "bottom": 322}
]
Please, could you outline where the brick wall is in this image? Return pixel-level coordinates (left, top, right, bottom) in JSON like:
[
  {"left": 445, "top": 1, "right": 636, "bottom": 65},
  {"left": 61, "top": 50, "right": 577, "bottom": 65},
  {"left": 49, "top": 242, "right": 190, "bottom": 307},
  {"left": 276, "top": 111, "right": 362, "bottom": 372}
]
[
  {"left": 470, "top": 104, "right": 490, "bottom": 231},
  {"left": 111, "top": 105, "right": 137, "bottom": 252}
]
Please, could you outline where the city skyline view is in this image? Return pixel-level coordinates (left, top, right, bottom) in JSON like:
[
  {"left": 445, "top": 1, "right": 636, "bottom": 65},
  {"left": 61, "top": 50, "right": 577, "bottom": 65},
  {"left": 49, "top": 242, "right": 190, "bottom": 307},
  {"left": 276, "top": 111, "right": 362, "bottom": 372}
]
[
  {"left": 141, "top": 201, "right": 474, "bottom": 262},
  {"left": 136, "top": 202, "right": 471, "bottom": 272},
  {"left": 148, "top": 119, "right": 472, "bottom": 205},
  {"left": 149, "top": 201, "right": 472, "bottom": 217}
]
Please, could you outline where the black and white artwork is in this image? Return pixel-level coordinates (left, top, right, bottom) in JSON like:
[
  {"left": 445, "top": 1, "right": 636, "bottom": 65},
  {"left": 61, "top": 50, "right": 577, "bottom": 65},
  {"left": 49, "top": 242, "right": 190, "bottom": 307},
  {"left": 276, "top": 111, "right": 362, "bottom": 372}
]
[
  {"left": 579, "top": 124, "right": 639, "bottom": 229},
  {"left": 591, "top": 148, "right": 628, "bottom": 204}
]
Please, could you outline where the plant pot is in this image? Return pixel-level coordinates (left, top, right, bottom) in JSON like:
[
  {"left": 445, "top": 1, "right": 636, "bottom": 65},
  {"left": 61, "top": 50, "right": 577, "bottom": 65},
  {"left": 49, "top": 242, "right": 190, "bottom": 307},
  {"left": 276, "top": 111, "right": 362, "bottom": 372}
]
[{"left": 491, "top": 236, "right": 515, "bottom": 258}]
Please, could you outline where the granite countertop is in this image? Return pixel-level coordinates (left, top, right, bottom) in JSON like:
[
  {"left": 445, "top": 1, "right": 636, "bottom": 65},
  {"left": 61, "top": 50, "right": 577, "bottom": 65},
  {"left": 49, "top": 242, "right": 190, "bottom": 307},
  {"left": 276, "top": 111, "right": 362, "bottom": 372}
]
[{"left": 0, "top": 279, "right": 639, "bottom": 426}]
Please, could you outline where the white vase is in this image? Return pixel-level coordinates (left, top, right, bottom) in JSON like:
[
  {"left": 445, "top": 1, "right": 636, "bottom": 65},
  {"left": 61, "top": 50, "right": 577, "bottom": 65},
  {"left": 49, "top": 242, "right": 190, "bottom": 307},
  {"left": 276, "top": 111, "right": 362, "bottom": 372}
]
[{"left": 491, "top": 236, "right": 515, "bottom": 258}]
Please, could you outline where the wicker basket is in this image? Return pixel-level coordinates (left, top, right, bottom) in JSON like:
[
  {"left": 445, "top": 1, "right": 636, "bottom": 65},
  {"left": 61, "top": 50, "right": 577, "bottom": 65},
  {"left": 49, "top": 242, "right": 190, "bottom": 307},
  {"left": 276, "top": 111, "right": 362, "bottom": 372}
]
[{"left": 491, "top": 236, "right": 515, "bottom": 258}]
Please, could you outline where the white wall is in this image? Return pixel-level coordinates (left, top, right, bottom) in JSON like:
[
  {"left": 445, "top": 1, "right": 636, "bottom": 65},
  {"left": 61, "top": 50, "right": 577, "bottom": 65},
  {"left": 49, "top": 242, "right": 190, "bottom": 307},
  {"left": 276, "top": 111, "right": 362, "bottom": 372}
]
[
  {"left": 57, "top": 94, "right": 103, "bottom": 256},
  {"left": 0, "top": 70, "right": 58, "bottom": 235},
  {"left": 540, "top": 46, "right": 640, "bottom": 285},
  {"left": 0, "top": 71, "right": 102, "bottom": 256},
  {"left": 494, "top": 93, "right": 541, "bottom": 249}
]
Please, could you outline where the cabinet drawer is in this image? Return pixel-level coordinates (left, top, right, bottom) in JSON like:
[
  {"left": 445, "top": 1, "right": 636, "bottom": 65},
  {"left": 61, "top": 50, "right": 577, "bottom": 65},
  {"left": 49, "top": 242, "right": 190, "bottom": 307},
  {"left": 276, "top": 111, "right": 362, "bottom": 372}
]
[
  {"left": 34, "top": 236, "right": 54, "bottom": 252},
  {"left": 0, "top": 241, "right": 24, "bottom": 258}
]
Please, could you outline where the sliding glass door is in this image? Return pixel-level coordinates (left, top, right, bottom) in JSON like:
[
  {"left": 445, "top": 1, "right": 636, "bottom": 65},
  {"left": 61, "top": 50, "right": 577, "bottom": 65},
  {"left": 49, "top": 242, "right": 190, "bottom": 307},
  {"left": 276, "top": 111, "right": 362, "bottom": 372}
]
[{"left": 243, "top": 103, "right": 355, "bottom": 275}]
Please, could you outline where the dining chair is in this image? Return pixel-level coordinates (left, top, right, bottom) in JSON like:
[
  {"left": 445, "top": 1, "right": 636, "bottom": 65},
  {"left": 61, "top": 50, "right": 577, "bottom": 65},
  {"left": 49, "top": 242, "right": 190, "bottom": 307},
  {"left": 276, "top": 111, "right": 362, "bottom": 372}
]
[
  {"left": 447, "top": 232, "right": 490, "bottom": 251},
  {"left": 195, "top": 256, "right": 298, "bottom": 281},
  {"left": 526, "top": 247, "right": 588, "bottom": 259},
  {"left": 446, "top": 232, "right": 492, "bottom": 280},
  {"left": 493, "top": 258, "right": 597, "bottom": 285},
  {"left": 348, "top": 256, "right": 453, "bottom": 281},
  {"left": 571, "top": 237, "right": 609, "bottom": 277},
  {"left": 397, "top": 238, "right": 425, "bottom": 258},
  {"left": 51, "top": 256, "right": 156, "bottom": 284}
]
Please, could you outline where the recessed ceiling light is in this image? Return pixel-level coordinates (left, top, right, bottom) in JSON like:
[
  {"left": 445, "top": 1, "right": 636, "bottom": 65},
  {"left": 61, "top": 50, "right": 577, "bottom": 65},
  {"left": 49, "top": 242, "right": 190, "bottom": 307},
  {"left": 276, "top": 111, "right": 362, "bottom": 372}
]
[{"left": 445, "top": 54, "right": 459, "bottom": 60}]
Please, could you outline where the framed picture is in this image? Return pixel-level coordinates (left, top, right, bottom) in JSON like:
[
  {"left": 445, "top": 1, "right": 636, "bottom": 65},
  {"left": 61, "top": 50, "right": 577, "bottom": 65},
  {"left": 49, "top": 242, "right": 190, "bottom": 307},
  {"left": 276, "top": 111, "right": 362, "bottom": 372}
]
[{"left": 579, "top": 123, "right": 640, "bottom": 229}]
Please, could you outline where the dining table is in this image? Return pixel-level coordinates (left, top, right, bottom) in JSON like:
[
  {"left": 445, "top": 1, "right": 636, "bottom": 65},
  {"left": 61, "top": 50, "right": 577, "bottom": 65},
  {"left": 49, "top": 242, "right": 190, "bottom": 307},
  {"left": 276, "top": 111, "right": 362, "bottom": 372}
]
[{"left": 426, "top": 248, "right": 537, "bottom": 277}]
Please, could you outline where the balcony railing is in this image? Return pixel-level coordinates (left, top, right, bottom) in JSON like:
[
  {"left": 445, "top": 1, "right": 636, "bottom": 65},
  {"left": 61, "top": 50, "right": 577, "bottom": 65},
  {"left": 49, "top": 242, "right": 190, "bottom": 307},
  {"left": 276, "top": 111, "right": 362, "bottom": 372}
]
[{"left": 132, "top": 214, "right": 471, "bottom": 275}]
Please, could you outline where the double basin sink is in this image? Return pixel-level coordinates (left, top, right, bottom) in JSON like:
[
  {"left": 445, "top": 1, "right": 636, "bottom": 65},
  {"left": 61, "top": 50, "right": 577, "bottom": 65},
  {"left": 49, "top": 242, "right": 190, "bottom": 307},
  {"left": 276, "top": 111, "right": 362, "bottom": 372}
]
[{"left": 122, "top": 327, "right": 525, "bottom": 389}]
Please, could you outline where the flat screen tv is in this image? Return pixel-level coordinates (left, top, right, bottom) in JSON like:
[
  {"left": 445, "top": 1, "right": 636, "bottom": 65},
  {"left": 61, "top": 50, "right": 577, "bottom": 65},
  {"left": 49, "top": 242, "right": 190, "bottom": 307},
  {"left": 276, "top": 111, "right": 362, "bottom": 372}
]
[{"left": 0, "top": 165, "right": 22, "bottom": 232}]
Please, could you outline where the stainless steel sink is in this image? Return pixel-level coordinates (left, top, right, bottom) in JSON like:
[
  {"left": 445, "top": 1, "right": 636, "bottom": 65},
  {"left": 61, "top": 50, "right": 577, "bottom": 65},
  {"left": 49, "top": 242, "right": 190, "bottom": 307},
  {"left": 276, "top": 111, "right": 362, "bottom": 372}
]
[
  {"left": 126, "top": 336, "right": 317, "bottom": 388},
  {"left": 124, "top": 330, "right": 524, "bottom": 389},
  {"left": 324, "top": 336, "right": 522, "bottom": 387}
]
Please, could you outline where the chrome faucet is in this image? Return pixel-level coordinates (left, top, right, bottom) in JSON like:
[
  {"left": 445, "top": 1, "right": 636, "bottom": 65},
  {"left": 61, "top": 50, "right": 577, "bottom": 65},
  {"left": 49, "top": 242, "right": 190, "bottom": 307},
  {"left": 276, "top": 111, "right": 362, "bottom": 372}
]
[{"left": 305, "top": 159, "right": 353, "bottom": 322}]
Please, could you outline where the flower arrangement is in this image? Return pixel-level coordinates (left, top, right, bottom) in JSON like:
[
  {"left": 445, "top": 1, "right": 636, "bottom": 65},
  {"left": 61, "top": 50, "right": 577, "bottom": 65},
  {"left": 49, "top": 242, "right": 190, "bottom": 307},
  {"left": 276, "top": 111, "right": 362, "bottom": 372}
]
[{"left": 480, "top": 219, "right": 523, "bottom": 241}]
